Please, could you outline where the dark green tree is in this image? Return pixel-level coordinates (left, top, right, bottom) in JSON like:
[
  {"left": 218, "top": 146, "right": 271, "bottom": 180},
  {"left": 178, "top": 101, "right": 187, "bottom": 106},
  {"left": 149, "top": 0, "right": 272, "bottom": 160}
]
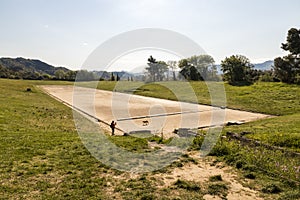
[
  {"left": 221, "top": 55, "right": 253, "bottom": 85},
  {"left": 274, "top": 28, "right": 300, "bottom": 84},
  {"left": 111, "top": 72, "right": 115, "bottom": 81},
  {"left": 145, "top": 56, "right": 168, "bottom": 82},
  {"left": 146, "top": 55, "right": 157, "bottom": 82},
  {"left": 178, "top": 59, "right": 201, "bottom": 81},
  {"left": 281, "top": 28, "right": 300, "bottom": 55}
]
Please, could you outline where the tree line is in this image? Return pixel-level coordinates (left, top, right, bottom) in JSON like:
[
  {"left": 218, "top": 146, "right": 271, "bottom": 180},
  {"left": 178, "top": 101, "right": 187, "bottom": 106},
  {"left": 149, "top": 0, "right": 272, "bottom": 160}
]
[
  {"left": 144, "top": 27, "right": 300, "bottom": 85},
  {"left": 0, "top": 66, "right": 99, "bottom": 81},
  {"left": 145, "top": 54, "right": 219, "bottom": 82}
]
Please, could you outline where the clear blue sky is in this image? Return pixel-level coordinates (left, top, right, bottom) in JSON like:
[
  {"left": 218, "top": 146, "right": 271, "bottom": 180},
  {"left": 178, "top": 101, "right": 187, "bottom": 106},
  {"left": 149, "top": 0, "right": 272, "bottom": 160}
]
[{"left": 1, "top": 0, "right": 300, "bottom": 70}]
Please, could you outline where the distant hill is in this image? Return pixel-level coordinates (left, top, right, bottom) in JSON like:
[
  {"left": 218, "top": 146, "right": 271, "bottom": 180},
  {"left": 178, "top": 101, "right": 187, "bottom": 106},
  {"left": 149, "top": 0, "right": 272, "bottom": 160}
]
[
  {"left": 0, "top": 57, "right": 71, "bottom": 79},
  {"left": 253, "top": 60, "right": 274, "bottom": 71},
  {"left": 216, "top": 60, "right": 274, "bottom": 74}
]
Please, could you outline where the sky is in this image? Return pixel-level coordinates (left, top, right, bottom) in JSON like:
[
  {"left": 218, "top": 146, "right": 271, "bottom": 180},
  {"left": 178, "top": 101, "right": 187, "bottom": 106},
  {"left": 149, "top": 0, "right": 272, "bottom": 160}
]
[{"left": 1, "top": 0, "right": 300, "bottom": 71}]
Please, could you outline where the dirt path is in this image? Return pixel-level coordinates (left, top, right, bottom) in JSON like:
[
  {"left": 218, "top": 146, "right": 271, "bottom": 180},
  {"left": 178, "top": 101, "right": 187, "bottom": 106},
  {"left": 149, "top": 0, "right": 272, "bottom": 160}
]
[
  {"left": 158, "top": 152, "right": 263, "bottom": 200},
  {"left": 40, "top": 85, "right": 271, "bottom": 138}
]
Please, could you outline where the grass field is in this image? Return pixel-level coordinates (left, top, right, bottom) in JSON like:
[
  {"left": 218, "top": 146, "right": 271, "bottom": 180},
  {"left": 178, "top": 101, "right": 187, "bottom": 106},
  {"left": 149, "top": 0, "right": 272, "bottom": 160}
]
[
  {"left": 1, "top": 78, "right": 300, "bottom": 199},
  {"left": 94, "top": 80, "right": 300, "bottom": 198}
]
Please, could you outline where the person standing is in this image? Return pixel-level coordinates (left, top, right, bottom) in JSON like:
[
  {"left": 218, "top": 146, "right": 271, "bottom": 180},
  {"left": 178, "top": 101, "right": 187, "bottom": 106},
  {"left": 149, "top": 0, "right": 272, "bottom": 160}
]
[{"left": 110, "top": 120, "right": 117, "bottom": 135}]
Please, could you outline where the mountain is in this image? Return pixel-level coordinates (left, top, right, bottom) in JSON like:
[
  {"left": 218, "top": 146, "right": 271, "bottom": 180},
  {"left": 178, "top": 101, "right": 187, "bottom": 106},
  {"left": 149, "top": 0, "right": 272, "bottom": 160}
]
[
  {"left": 0, "top": 57, "right": 71, "bottom": 79},
  {"left": 215, "top": 60, "right": 274, "bottom": 74},
  {"left": 253, "top": 60, "right": 274, "bottom": 71}
]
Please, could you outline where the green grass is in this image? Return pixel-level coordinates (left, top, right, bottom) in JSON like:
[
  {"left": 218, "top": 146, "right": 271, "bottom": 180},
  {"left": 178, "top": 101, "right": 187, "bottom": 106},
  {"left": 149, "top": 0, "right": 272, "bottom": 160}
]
[
  {"left": 224, "top": 113, "right": 300, "bottom": 151},
  {"left": 94, "top": 81, "right": 300, "bottom": 176},
  {"left": 0, "top": 79, "right": 225, "bottom": 199},
  {"left": 0, "top": 79, "right": 115, "bottom": 199},
  {"left": 1, "top": 78, "right": 300, "bottom": 199},
  {"left": 109, "top": 135, "right": 149, "bottom": 152},
  {"left": 94, "top": 81, "right": 300, "bottom": 115}
]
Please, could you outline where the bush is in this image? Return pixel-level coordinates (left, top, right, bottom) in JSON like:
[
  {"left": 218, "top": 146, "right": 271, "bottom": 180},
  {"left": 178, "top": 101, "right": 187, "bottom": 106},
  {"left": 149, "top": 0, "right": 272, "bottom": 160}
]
[
  {"left": 191, "top": 136, "right": 204, "bottom": 150},
  {"left": 209, "top": 143, "right": 231, "bottom": 156},
  {"left": 174, "top": 179, "right": 201, "bottom": 191},
  {"left": 141, "top": 194, "right": 155, "bottom": 200},
  {"left": 209, "top": 175, "right": 223, "bottom": 182},
  {"left": 278, "top": 190, "right": 300, "bottom": 200},
  {"left": 207, "top": 183, "right": 228, "bottom": 196},
  {"left": 244, "top": 173, "right": 256, "bottom": 179},
  {"left": 262, "top": 183, "right": 282, "bottom": 194},
  {"left": 235, "top": 160, "right": 245, "bottom": 169}
]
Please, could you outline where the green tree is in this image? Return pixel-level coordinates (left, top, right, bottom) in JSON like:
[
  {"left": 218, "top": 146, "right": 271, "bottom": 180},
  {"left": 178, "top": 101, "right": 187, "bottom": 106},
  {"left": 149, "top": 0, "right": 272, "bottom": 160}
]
[
  {"left": 157, "top": 61, "right": 168, "bottom": 81},
  {"left": 167, "top": 60, "right": 177, "bottom": 81},
  {"left": 76, "top": 70, "right": 97, "bottom": 81},
  {"left": 146, "top": 55, "right": 157, "bottom": 82},
  {"left": 281, "top": 28, "right": 300, "bottom": 55},
  {"left": 274, "top": 28, "right": 300, "bottom": 84},
  {"left": 178, "top": 59, "right": 201, "bottom": 81},
  {"left": 65, "top": 71, "right": 77, "bottom": 81},
  {"left": 54, "top": 69, "right": 66, "bottom": 80},
  {"left": 221, "top": 55, "right": 253, "bottom": 85},
  {"left": 145, "top": 56, "right": 168, "bottom": 82},
  {"left": 0, "top": 64, "right": 9, "bottom": 78},
  {"left": 111, "top": 72, "right": 115, "bottom": 81},
  {"left": 179, "top": 55, "right": 217, "bottom": 81}
]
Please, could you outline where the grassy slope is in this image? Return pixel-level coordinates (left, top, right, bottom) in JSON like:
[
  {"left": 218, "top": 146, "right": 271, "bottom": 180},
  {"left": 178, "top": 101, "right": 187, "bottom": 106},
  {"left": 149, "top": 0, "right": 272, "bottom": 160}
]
[
  {"left": 143, "top": 81, "right": 300, "bottom": 116},
  {"left": 0, "top": 79, "right": 110, "bottom": 199},
  {"left": 95, "top": 81, "right": 300, "bottom": 115}
]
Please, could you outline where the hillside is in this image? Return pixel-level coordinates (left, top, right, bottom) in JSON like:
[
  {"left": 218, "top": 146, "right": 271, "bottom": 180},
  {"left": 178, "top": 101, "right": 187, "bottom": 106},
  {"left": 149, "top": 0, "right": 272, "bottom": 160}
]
[
  {"left": 216, "top": 60, "right": 274, "bottom": 74},
  {"left": 253, "top": 60, "right": 274, "bottom": 71},
  {"left": 0, "top": 57, "right": 71, "bottom": 79},
  {"left": 0, "top": 57, "right": 136, "bottom": 81}
]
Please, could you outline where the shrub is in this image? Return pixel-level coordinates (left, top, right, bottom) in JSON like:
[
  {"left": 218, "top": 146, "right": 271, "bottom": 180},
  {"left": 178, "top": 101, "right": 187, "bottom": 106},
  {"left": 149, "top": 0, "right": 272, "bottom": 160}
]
[
  {"left": 174, "top": 179, "right": 201, "bottom": 191},
  {"left": 209, "top": 143, "right": 231, "bottom": 156},
  {"left": 278, "top": 190, "right": 300, "bottom": 200},
  {"left": 209, "top": 175, "right": 223, "bottom": 182},
  {"left": 235, "top": 160, "right": 244, "bottom": 169},
  {"left": 244, "top": 173, "right": 256, "bottom": 179},
  {"left": 207, "top": 183, "right": 228, "bottom": 196},
  {"left": 262, "top": 183, "right": 282, "bottom": 194}
]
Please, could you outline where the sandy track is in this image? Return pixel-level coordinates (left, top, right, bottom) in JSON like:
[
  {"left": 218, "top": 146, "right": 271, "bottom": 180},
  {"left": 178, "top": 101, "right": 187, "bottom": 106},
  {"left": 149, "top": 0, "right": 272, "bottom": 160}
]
[{"left": 40, "top": 85, "right": 270, "bottom": 136}]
